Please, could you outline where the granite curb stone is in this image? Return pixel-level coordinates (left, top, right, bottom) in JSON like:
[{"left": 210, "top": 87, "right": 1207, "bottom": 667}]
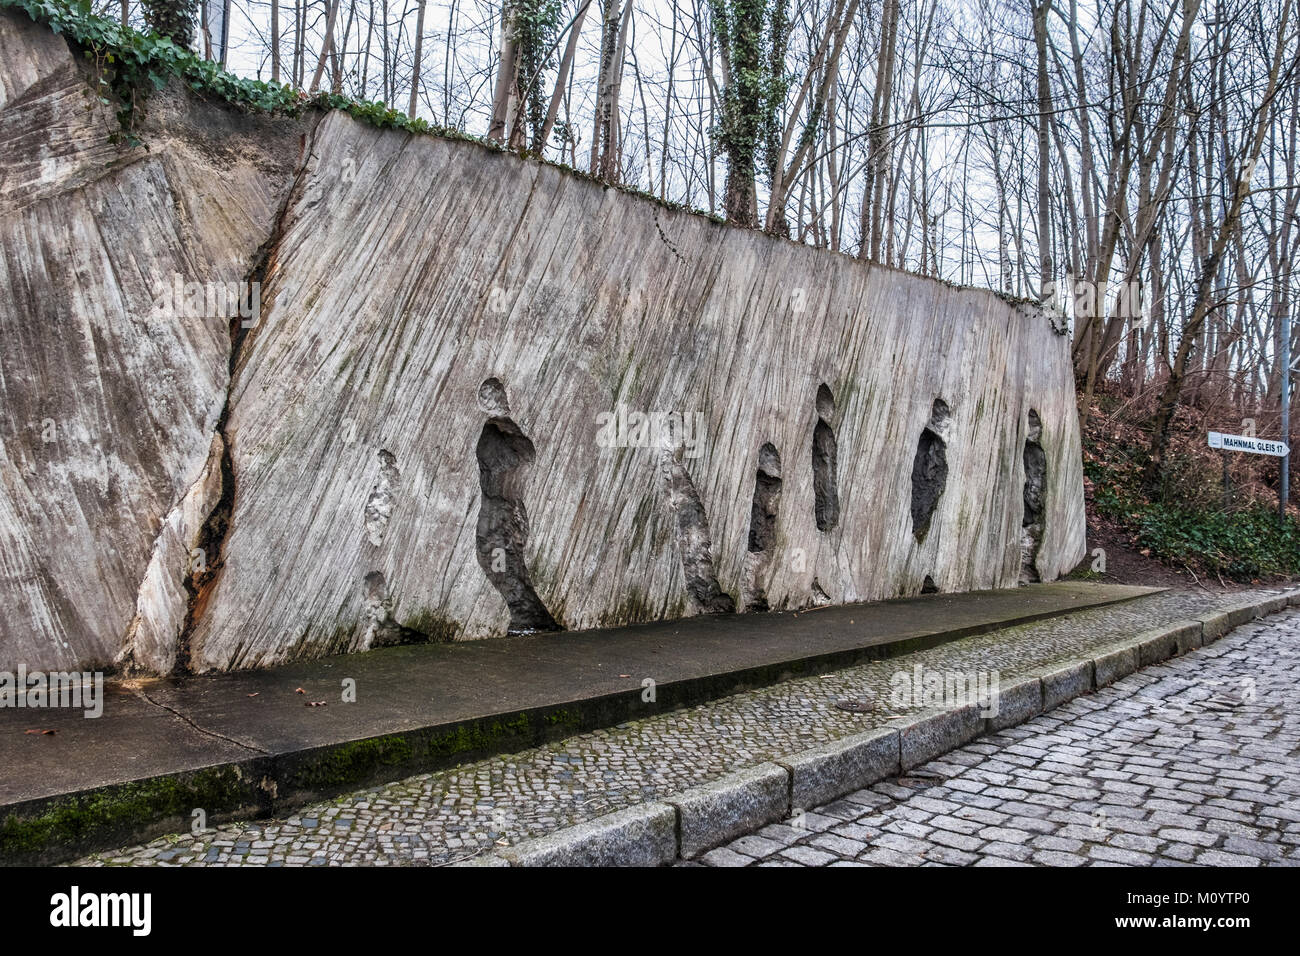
[
  {"left": 1038, "top": 660, "right": 1093, "bottom": 710},
  {"left": 1137, "top": 626, "right": 1182, "bottom": 666},
  {"left": 779, "top": 727, "right": 901, "bottom": 811},
  {"left": 986, "top": 676, "right": 1044, "bottom": 732},
  {"left": 900, "top": 705, "right": 983, "bottom": 770},
  {"left": 1093, "top": 645, "right": 1140, "bottom": 687},
  {"left": 667, "top": 763, "right": 790, "bottom": 859},
  {"left": 496, "top": 802, "right": 678, "bottom": 867}
]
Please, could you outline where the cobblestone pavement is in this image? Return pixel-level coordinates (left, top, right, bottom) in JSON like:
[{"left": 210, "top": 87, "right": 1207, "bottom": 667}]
[
  {"left": 77, "top": 588, "right": 1291, "bottom": 866},
  {"left": 693, "top": 612, "right": 1300, "bottom": 867}
]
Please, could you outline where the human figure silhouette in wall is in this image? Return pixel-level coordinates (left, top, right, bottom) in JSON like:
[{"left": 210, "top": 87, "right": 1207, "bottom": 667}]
[
  {"left": 812, "top": 384, "right": 840, "bottom": 532},
  {"left": 474, "top": 378, "right": 560, "bottom": 633},
  {"left": 911, "top": 398, "right": 951, "bottom": 541},
  {"left": 1020, "top": 409, "right": 1047, "bottom": 584}
]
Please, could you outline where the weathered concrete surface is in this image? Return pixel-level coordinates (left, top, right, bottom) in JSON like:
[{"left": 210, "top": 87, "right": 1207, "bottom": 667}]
[
  {"left": 1, "top": 10, "right": 1087, "bottom": 674},
  {"left": 0, "top": 10, "right": 307, "bottom": 673},
  {"left": 192, "top": 112, "right": 1087, "bottom": 671}
]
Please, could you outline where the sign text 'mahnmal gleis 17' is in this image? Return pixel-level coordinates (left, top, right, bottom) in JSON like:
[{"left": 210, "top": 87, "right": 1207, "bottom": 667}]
[{"left": 1208, "top": 432, "right": 1290, "bottom": 457}]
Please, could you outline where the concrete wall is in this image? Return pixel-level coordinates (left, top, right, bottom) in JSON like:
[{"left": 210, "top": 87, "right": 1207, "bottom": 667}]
[{"left": 0, "top": 10, "right": 1087, "bottom": 674}]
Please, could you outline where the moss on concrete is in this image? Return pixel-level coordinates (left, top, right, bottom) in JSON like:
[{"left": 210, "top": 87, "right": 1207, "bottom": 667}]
[
  {"left": 401, "top": 607, "right": 460, "bottom": 644},
  {"left": 291, "top": 735, "right": 415, "bottom": 790},
  {"left": 426, "top": 715, "right": 532, "bottom": 760},
  {"left": 0, "top": 765, "right": 255, "bottom": 861}
]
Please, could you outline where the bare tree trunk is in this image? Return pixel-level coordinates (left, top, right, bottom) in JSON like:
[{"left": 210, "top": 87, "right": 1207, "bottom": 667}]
[
  {"left": 332, "top": 0, "right": 353, "bottom": 94},
  {"left": 292, "top": 0, "right": 304, "bottom": 88},
  {"left": 309, "top": 0, "right": 341, "bottom": 93},
  {"left": 764, "top": 0, "right": 860, "bottom": 236},
  {"left": 1032, "top": 0, "right": 1053, "bottom": 299},
  {"left": 861, "top": 0, "right": 899, "bottom": 259},
  {"left": 536, "top": 0, "right": 596, "bottom": 154},
  {"left": 408, "top": 0, "right": 427, "bottom": 117},
  {"left": 488, "top": 2, "right": 520, "bottom": 143},
  {"left": 271, "top": 0, "right": 281, "bottom": 82},
  {"left": 592, "top": 0, "right": 630, "bottom": 181}
]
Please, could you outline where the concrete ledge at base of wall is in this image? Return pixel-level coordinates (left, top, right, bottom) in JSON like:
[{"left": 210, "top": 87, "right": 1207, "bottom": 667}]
[
  {"left": 667, "top": 763, "right": 790, "bottom": 859},
  {"left": 461, "top": 590, "right": 1300, "bottom": 866}
]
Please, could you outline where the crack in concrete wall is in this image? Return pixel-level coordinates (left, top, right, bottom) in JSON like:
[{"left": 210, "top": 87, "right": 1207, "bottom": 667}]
[{"left": 175, "top": 119, "right": 323, "bottom": 674}]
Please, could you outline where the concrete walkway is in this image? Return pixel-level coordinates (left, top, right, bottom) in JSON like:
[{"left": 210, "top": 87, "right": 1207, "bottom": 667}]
[
  {"left": 54, "top": 583, "right": 1296, "bottom": 867},
  {"left": 3, "top": 581, "right": 1152, "bottom": 863}
]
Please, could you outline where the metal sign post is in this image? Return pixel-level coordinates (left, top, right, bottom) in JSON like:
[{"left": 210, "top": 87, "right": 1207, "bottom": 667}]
[{"left": 1283, "top": 305, "right": 1291, "bottom": 520}]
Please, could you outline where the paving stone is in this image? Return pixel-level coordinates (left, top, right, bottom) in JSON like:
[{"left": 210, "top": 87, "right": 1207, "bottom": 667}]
[
  {"left": 1088, "top": 845, "right": 1155, "bottom": 866},
  {"left": 923, "top": 845, "right": 980, "bottom": 865},
  {"left": 930, "top": 814, "right": 983, "bottom": 836},
  {"left": 756, "top": 822, "right": 810, "bottom": 846},
  {"left": 810, "top": 833, "right": 869, "bottom": 857},
  {"left": 1157, "top": 827, "right": 1218, "bottom": 847},
  {"left": 979, "top": 840, "right": 1034, "bottom": 861},
  {"left": 858, "top": 846, "right": 920, "bottom": 866},
  {"left": 728, "top": 835, "right": 786, "bottom": 859},
  {"left": 780, "top": 845, "right": 837, "bottom": 866},
  {"left": 699, "top": 847, "right": 754, "bottom": 867},
  {"left": 1033, "top": 849, "right": 1086, "bottom": 866},
  {"left": 1196, "top": 849, "right": 1262, "bottom": 867},
  {"left": 1160, "top": 843, "right": 1199, "bottom": 862},
  {"left": 930, "top": 829, "right": 984, "bottom": 852},
  {"left": 831, "top": 822, "right": 879, "bottom": 842}
]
